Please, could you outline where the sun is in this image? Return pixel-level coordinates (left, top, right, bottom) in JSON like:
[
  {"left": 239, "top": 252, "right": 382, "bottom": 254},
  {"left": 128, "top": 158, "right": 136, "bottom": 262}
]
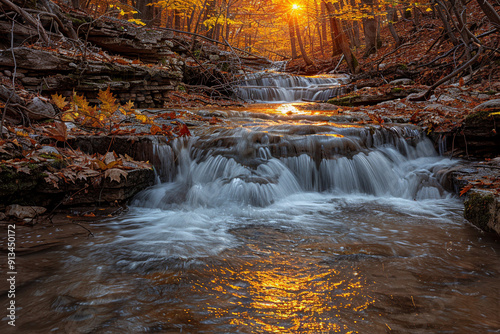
[{"left": 292, "top": 4, "right": 299, "bottom": 9}]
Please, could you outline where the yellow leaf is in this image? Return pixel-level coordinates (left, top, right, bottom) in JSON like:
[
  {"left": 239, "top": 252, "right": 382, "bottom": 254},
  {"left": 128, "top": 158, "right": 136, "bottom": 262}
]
[
  {"left": 73, "top": 92, "right": 91, "bottom": 113},
  {"left": 135, "top": 114, "right": 152, "bottom": 124},
  {"left": 128, "top": 18, "right": 146, "bottom": 26},
  {"left": 52, "top": 93, "right": 69, "bottom": 110},
  {"left": 97, "top": 87, "right": 118, "bottom": 115},
  {"left": 61, "top": 112, "right": 76, "bottom": 122},
  {"left": 120, "top": 100, "right": 135, "bottom": 115},
  {"left": 124, "top": 100, "right": 135, "bottom": 110}
]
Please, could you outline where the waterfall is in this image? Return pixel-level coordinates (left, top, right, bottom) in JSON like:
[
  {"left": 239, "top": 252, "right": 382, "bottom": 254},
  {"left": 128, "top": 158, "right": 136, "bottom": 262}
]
[
  {"left": 234, "top": 72, "right": 351, "bottom": 102},
  {"left": 138, "top": 124, "right": 456, "bottom": 209}
]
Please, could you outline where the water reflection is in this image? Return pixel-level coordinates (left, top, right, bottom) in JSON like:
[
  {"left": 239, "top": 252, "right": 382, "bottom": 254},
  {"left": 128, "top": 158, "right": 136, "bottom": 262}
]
[{"left": 146, "top": 239, "right": 374, "bottom": 333}]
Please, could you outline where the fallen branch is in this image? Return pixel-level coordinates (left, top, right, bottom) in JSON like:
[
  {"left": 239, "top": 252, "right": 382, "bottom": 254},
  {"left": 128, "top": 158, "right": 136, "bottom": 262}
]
[
  {"left": 417, "top": 44, "right": 462, "bottom": 68},
  {"left": 410, "top": 44, "right": 484, "bottom": 101},
  {"left": 376, "top": 42, "right": 415, "bottom": 71},
  {"left": 161, "top": 27, "right": 266, "bottom": 60}
]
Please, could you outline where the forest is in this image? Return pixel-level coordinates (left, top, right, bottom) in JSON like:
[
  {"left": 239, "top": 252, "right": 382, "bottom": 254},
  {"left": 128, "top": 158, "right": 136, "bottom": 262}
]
[{"left": 0, "top": 0, "right": 500, "bottom": 332}]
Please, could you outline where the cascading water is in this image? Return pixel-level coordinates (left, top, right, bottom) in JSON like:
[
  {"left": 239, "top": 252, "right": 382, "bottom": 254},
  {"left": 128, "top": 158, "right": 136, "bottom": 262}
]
[
  {"left": 8, "top": 79, "right": 500, "bottom": 334},
  {"left": 234, "top": 72, "right": 351, "bottom": 102},
  {"left": 135, "top": 124, "right": 450, "bottom": 209}
]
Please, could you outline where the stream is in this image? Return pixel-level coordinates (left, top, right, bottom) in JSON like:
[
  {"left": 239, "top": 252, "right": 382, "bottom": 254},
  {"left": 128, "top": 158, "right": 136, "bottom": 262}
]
[{"left": 3, "top": 73, "right": 500, "bottom": 333}]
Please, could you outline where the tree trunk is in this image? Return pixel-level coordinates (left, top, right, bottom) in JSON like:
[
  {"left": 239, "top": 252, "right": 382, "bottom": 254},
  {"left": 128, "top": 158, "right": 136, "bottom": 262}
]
[
  {"left": 361, "top": 0, "right": 378, "bottom": 57},
  {"left": 321, "top": 1, "right": 328, "bottom": 46},
  {"left": 136, "top": 0, "right": 154, "bottom": 23},
  {"left": 387, "top": 8, "right": 401, "bottom": 48},
  {"left": 475, "top": 0, "right": 500, "bottom": 27},
  {"left": 324, "top": 1, "right": 341, "bottom": 56},
  {"left": 353, "top": 21, "right": 361, "bottom": 47},
  {"left": 288, "top": 15, "right": 298, "bottom": 59},
  {"left": 325, "top": 2, "right": 359, "bottom": 74},
  {"left": 294, "top": 15, "right": 314, "bottom": 66},
  {"left": 435, "top": 0, "right": 459, "bottom": 45},
  {"left": 413, "top": 4, "right": 420, "bottom": 26},
  {"left": 174, "top": 9, "right": 181, "bottom": 30}
]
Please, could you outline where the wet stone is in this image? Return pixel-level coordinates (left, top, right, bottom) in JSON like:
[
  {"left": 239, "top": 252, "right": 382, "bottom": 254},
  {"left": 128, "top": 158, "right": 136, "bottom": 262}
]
[{"left": 5, "top": 204, "right": 47, "bottom": 219}]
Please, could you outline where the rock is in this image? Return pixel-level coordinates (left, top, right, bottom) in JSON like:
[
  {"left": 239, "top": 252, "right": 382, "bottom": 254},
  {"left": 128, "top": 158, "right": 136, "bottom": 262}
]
[
  {"left": 5, "top": 204, "right": 47, "bottom": 219},
  {"left": 0, "top": 212, "right": 6, "bottom": 220},
  {"left": 38, "top": 146, "right": 60, "bottom": 155},
  {"left": 4, "top": 69, "right": 11, "bottom": 77},
  {"left": 429, "top": 94, "right": 455, "bottom": 102},
  {"left": 389, "top": 78, "right": 413, "bottom": 85},
  {"left": 423, "top": 103, "right": 459, "bottom": 113},
  {"left": 473, "top": 99, "right": 500, "bottom": 111},
  {"left": 444, "top": 87, "right": 463, "bottom": 95},
  {"left": 27, "top": 97, "right": 56, "bottom": 120},
  {"left": 464, "top": 190, "right": 500, "bottom": 235}
]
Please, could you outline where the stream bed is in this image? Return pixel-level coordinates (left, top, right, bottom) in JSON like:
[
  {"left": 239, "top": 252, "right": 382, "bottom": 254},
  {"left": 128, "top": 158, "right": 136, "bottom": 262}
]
[{"left": 2, "top": 73, "right": 500, "bottom": 333}]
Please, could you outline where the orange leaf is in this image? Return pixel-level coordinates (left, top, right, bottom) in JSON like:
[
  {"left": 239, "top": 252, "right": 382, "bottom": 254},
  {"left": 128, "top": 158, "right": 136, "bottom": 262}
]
[
  {"left": 51, "top": 93, "right": 69, "bottom": 110},
  {"left": 150, "top": 124, "right": 162, "bottom": 135},
  {"left": 115, "top": 58, "right": 129, "bottom": 65},
  {"left": 459, "top": 184, "right": 473, "bottom": 196}
]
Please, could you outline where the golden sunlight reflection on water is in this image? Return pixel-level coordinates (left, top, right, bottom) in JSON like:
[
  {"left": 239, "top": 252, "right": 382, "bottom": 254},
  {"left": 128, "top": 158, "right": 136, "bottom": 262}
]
[{"left": 166, "top": 248, "right": 376, "bottom": 333}]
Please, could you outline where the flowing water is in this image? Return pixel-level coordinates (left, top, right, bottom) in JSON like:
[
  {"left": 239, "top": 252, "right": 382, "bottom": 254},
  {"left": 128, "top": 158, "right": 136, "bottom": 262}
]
[
  {"left": 234, "top": 72, "right": 351, "bottom": 102},
  {"left": 2, "top": 75, "right": 500, "bottom": 333}
]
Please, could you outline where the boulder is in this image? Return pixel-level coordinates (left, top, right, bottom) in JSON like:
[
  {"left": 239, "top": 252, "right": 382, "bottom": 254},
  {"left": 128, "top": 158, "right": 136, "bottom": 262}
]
[
  {"left": 6, "top": 204, "right": 47, "bottom": 219},
  {"left": 27, "top": 97, "right": 56, "bottom": 120},
  {"left": 464, "top": 190, "right": 500, "bottom": 235},
  {"left": 473, "top": 99, "right": 500, "bottom": 111}
]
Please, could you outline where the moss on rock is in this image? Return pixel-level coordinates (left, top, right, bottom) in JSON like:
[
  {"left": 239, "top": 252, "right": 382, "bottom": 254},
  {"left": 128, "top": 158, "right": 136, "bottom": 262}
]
[
  {"left": 463, "top": 189, "right": 500, "bottom": 235},
  {"left": 327, "top": 95, "right": 360, "bottom": 106},
  {"left": 464, "top": 191, "right": 495, "bottom": 231}
]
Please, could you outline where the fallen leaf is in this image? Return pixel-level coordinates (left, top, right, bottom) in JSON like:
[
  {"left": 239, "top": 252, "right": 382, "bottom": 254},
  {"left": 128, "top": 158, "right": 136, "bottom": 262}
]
[
  {"left": 105, "top": 168, "right": 128, "bottom": 183},
  {"left": 150, "top": 124, "right": 162, "bottom": 135},
  {"left": 45, "top": 122, "right": 68, "bottom": 142},
  {"left": 174, "top": 123, "right": 191, "bottom": 137},
  {"left": 460, "top": 184, "right": 473, "bottom": 196},
  {"left": 103, "top": 152, "right": 116, "bottom": 165},
  {"left": 51, "top": 93, "right": 69, "bottom": 110}
]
